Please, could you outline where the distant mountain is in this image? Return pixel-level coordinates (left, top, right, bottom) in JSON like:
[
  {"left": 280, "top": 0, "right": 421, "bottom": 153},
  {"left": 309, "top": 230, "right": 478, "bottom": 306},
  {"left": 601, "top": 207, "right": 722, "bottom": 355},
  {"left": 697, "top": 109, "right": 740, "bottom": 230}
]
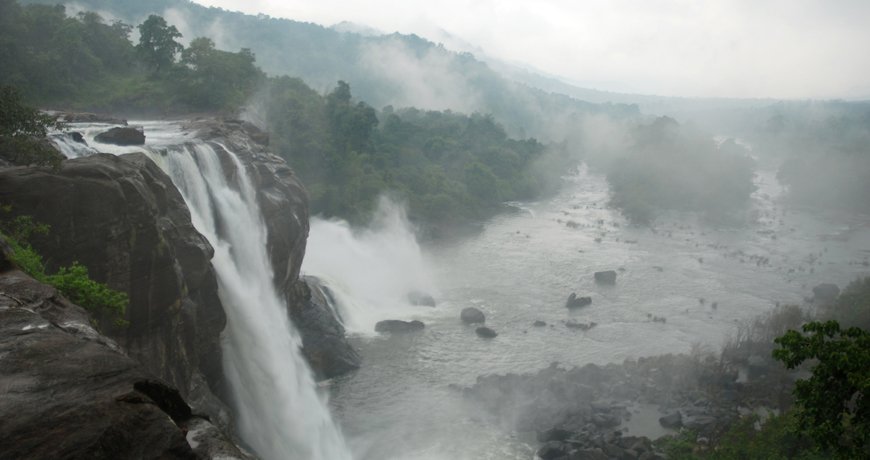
[{"left": 24, "top": 0, "right": 638, "bottom": 140}]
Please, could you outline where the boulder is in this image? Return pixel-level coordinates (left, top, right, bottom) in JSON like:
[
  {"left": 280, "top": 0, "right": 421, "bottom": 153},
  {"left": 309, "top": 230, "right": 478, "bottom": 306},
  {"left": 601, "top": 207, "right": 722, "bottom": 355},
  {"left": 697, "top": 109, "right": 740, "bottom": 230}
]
[
  {"left": 812, "top": 283, "right": 840, "bottom": 303},
  {"left": 566, "top": 292, "right": 592, "bottom": 308},
  {"left": 533, "top": 320, "right": 547, "bottom": 327},
  {"left": 290, "top": 276, "right": 360, "bottom": 379},
  {"left": 375, "top": 319, "right": 425, "bottom": 334},
  {"left": 0, "top": 257, "right": 250, "bottom": 459},
  {"left": 536, "top": 441, "right": 569, "bottom": 460},
  {"left": 537, "top": 427, "right": 574, "bottom": 442},
  {"left": 460, "top": 307, "right": 486, "bottom": 324},
  {"left": 659, "top": 411, "right": 683, "bottom": 429},
  {"left": 70, "top": 131, "right": 86, "bottom": 144},
  {"left": 594, "top": 270, "right": 617, "bottom": 285},
  {"left": 94, "top": 126, "right": 145, "bottom": 145},
  {"left": 408, "top": 290, "right": 437, "bottom": 307},
  {"left": 475, "top": 326, "right": 498, "bottom": 338}
]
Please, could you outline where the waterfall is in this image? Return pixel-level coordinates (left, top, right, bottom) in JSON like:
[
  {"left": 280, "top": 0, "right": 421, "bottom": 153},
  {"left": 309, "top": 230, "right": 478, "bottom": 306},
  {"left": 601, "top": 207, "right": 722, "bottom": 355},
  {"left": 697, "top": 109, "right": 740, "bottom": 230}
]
[
  {"left": 51, "top": 129, "right": 352, "bottom": 460},
  {"left": 147, "top": 143, "right": 352, "bottom": 460},
  {"left": 301, "top": 197, "right": 436, "bottom": 334}
]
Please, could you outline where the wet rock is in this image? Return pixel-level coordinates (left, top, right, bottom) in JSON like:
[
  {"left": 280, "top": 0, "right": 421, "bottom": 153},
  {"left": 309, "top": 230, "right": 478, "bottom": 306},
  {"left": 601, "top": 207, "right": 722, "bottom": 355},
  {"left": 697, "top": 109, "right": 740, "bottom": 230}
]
[
  {"left": 291, "top": 276, "right": 360, "bottom": 379},
  {"left": 566, "top": 293, "right": 592, "bottom": 308},
  {"left": 538, "top": 427, "right": 574, "bottom": 442},
  {"left": 476, "top": 326, "right": 498, "bottom": 338},
  {"left": 408, "top": 290, "right": 437, "bottom": 307},
  {"left": 70, "top": 131, "right": 86, "bottom": 144},
  {"left": 94, "top": 126, "right": 145, "bottom": 145},
  {"left": 0, "top": 153, "right": 226, "bottom": 412},
  {"left": 537, "top": 441, "right": 569, "bottom": 460},
  {"left": 594, "top": 270, "right": 617, "bottom": 285},
  {"left": 461, "top": 307, "right": 486, "bottom": 324},
  {"left": 0, "top": 261, "right": 248, "bottom": 459},
  {"left": 534, "top": 320, "right": 547, "bottom": 327},
  {"left": 375, "top": 319, "right": 425, "bottom": 334},
  {"left": 659, "top": 411, "right": 683, "bottom": 429},
  {"left": 812, "top": 283, "right": 840, "bottom": 303}
]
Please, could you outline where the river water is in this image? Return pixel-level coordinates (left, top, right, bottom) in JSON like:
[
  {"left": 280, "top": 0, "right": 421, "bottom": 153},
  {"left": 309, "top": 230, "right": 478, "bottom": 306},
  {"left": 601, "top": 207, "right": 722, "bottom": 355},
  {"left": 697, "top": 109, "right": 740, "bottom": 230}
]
[
  {"left": 52, "top": 123, "right": 870, "bottom": 459},
  {"left": 311, "top": 166, "right": 870, "bottom": 459}
]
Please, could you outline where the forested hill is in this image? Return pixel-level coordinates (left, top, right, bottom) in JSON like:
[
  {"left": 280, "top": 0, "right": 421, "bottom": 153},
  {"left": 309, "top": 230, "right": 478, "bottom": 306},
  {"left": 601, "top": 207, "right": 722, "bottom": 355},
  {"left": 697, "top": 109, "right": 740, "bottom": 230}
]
[{"left": 20, "top": 0, "right": 638, "bottom": 141}]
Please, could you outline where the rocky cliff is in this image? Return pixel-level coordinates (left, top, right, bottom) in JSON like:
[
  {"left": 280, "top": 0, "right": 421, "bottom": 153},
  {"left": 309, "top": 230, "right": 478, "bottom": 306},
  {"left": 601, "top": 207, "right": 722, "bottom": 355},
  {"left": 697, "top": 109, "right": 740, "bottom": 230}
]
[
  {"left": 187, "top": 118, "right": 360, "bottom": 378},
  {"left": 0, "top": 152, "right": 230, "bottom": 419},
  {"left": 0, "top": 237, "right": 251, "bottom": 459}
]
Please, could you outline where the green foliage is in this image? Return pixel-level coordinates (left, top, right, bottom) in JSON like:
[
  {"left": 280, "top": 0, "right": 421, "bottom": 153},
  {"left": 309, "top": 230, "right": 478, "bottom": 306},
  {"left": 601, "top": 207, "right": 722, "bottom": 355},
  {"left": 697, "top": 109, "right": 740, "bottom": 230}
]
[
  {"left": 655, "top": 413, "right": 826, "bottom": 460},
  {"left": 773, "top": 321, "right": 870, "bottom": 458},
  {"left": 0, "top": 85, "right": 63, "bottom": 168},
  {"left": 266, "top": 80, "right": 555, "bottom": 235},
  {"left": 605, "top": 117, "right": 756, "bottom": 224},
  {"left": 1, "top": 2, "right": 261, "bottom": 113},
  {"left": 0, "top": 209, "right": 128, "bottom": 326},
  {"left": 136, "top": 14, "right": 182, "bottom": 74},
  {"left": 46, "top": 262, "right": 128, "bottom": 323}
]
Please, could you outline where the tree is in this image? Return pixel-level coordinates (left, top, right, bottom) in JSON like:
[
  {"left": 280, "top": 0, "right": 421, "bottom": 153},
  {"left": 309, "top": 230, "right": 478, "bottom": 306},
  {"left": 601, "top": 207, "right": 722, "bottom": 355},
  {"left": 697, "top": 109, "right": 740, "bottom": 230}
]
[
  {"left": 0, "top": 85, "right": 63, "bottom": 168},
  {"left": 136, "top": 15, "right": 182, "bottom": 74},
  {"left": 773, "top": 321, "right": 870, "bottom": 458}
]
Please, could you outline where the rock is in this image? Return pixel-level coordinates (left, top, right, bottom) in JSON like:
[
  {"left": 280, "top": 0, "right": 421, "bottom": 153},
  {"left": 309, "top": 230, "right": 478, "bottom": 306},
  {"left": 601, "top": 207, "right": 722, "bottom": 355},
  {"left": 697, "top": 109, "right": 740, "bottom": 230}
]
[
  {"left": 566, "top": 293, "right": 592, "bottom": 308},
  {"left": 537, "top": 441, "right": 569, "bottom": 460},
  {"left": 565, "top": 320, "right": 596, "bottom": 331},
  {"left": 594, "top": 270, "right": 617, "bottom": 285},
  {"left": 659, "top": 411, "right": 683, "bottom": 429},
  {"left": 375, "top": 319, "right": 425, "bottom": 334},
  {"left": 0, "top": 258, "right": 249, "bottom": 459},
  {"left": 812, "top": 283, "right": 840, "bottom": 303},
  {"left": 291, "top": 276, "right": 360, "bottom": 379},
  {"left": 461, "top": 307, "right": 486, "bottom": 324},
  {"left": 534, "top": 320, "right": 547, "bottom": 327},
  {"left": 573, "top": 448, "right": 609, "bottom": 460},
  {"left": 685, "top": 415, "right": 717, "bottom": 433},
  {"left": 476, "top": 326, "right": 498, "bottom": 338},
  {"left": 538, "top": 427, "right": 574, "bottom": 442},
  {"left": 408, "top": 290, "right": 436, "bottom": 307},
  {"left": 70, "top": 131, "right": 86, "bottom": 144},
  {"left": 94, "top": 126, "right": 145, "bottom": 145},
  {"left": 0, "top": 153, "right": 226, "bottom": 415}
]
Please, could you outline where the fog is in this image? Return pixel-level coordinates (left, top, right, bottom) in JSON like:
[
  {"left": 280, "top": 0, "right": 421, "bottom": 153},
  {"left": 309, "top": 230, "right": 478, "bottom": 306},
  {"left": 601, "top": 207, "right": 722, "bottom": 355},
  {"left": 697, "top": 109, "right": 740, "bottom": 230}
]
[{"left": 4, "top": 0, "right": 870, "bottom": 459}]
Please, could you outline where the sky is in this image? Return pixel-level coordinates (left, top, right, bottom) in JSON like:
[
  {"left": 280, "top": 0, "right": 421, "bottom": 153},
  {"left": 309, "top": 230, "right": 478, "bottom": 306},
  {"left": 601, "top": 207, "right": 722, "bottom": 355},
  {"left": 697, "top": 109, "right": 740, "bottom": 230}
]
[{"left": 190, "top": 0, "right": 870, "bottom": 99}]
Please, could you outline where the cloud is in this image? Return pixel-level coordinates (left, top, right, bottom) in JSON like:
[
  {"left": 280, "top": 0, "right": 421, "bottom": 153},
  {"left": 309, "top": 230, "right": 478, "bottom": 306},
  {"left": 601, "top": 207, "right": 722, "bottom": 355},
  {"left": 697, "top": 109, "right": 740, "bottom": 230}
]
[{"left": 191, "top": 0, "right": 870, "bottom": 99}]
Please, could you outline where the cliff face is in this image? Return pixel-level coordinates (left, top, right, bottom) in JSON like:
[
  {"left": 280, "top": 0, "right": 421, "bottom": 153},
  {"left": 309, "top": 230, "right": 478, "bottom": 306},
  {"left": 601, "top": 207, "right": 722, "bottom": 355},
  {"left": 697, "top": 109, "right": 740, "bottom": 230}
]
[
  {"left": 189, "top": 119, "right": 360, "bottom": 379},
  {"left": 0, "top": 239, "right": 250, "bottom": 460},
  {"left": 0, "top": 152, "right": 231, "bottom": 425}
]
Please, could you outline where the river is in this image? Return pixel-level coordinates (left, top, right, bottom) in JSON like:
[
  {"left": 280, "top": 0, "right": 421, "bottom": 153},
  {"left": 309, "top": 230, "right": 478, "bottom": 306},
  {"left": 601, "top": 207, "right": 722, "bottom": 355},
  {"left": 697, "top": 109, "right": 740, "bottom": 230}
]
[{"left": 310, "top": 165, "right": 870, "bottom": 459}]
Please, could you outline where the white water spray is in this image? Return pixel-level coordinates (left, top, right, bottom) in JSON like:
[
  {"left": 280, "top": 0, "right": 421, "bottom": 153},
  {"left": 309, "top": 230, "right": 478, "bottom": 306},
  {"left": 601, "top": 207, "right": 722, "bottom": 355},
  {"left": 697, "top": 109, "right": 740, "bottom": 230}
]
[
  {"left": 52, "top": 126, "right": 352, "bottom": 460},
  {"left": 302, "top": 197, "right": 436, "bottom": 334}
]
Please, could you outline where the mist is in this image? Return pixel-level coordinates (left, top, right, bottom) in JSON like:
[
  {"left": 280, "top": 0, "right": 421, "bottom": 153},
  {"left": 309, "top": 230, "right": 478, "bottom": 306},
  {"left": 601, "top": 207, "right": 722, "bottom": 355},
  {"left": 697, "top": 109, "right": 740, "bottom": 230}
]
[{"left": 3, "top": 1, "right": 869, "bottom": 460}]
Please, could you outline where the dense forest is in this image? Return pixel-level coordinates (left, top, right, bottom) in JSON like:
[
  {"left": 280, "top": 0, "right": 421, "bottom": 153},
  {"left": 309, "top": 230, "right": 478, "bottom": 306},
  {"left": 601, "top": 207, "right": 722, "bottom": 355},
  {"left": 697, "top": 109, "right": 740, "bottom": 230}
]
[{"left": 0, "top": 0, "right": 564, "bottom": 235}]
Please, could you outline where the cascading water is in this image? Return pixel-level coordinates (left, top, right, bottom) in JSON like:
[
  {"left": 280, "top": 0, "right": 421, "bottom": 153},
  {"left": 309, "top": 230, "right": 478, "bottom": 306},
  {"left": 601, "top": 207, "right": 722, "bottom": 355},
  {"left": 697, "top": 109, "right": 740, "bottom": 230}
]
[
  {"left": 51, "top": 125, "right": 352, "bottom": 460},
  {"left": 301, "top": 198, "right": 436, "bottom": 334}
]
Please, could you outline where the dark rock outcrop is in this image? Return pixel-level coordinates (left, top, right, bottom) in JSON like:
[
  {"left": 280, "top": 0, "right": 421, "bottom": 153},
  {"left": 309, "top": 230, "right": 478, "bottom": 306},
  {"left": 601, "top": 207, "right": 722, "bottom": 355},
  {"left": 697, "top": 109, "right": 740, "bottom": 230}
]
[
  {"left": 189, "top": 119, "right": 358, "bottom": 379},
  {"left": 287, "top": 276, "right": 361, "bottom": 379},
  {"left": 408, "top": 290, "right": 436, "bottom": 307},
  {"left": 566, "top": 292, "right": 592, "bottom": 308},
  {"left": 0, "top": 251, "right": 249, "bottom": 459},
  {"left": 475, "top": 326, "right": 498, "bottom": 338},
  {"left": 0, "top": 153, "right": 227, "bottom": 418},
  {"left": 375, "top": 319, "right": 425, "bottom": 334},
  {"left": 94, "top": 126, "right": 145, "bottom": 145},
  {"left": 594, "top": 270, "right": 617, "bottom": 285},
  {"left": 461, "top": 307, "right": 486, "bottom": 324},
  {"left": 659, "top": 411, "right": 683, "bottom": 429}
]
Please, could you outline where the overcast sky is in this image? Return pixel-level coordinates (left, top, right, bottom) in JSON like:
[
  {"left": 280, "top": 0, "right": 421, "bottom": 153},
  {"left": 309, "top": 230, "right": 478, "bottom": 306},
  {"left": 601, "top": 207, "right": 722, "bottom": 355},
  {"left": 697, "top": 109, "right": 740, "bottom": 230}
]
[{"left": 191, "top": 0, "right": 870, "bottom": 99}]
